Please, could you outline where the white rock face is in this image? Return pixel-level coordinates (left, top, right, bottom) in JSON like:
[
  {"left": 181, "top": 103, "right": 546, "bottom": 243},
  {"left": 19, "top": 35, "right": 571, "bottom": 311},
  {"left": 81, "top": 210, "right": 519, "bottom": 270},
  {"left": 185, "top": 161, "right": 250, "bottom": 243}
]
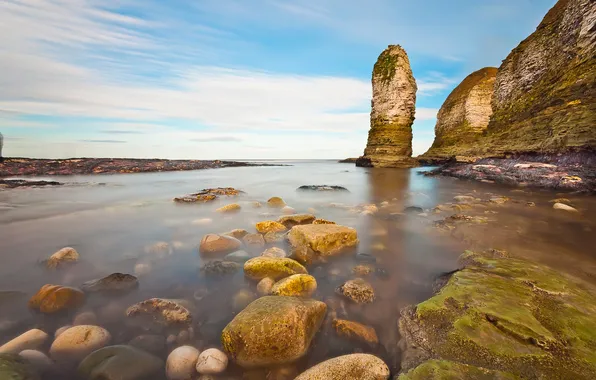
[
  {"left": 49, "top": 325, "right": 111, "bottom": 364},
  {"left": 166, "top": 345, "right": 200, "bottom": 380},
  {"left": 0, "top": 329, "right": 49, "bottom": 354},
  {"left": 196, "top": 348, "right": 228, "bottom": 375}
]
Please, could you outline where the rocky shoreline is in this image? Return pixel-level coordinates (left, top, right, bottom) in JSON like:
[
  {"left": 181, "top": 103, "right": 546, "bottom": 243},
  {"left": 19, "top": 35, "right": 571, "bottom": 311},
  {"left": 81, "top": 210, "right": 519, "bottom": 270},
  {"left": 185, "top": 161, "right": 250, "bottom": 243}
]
[
  {"left": 421, "top": 151, "right": 596, "bottom": 193},
  {"left": 0, "top": 158, "right": 276, "bottom": 178}
]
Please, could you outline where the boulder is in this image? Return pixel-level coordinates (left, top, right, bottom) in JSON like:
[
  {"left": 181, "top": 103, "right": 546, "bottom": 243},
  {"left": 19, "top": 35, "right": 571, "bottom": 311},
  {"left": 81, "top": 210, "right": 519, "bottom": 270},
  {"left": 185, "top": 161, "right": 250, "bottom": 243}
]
[
  {"left": 45, "top": 247, "right": 79, "bottom": 269},
  {"left": 267, "top": 197, "right": 286, "bottom": 208},
  {"left": 398, "top": 250, "right": 596, "bottom": 378},
  {"left": 199, "top": 234, "right": 242, "bottom": 255},
  {"left": 336, "top": 278, "right": 375, "bottom": 303},
  {"left": 0, "top": 329, "right": 49, "bottom": 354},
  {"left": 271, "top": 274, "right": 317, "bottom": 297},
  {"left": 221, "top": 296, "right": 326, "bottom": 367},
  {"left": 28, "top": 285, "right": 85, "bottom": 314},
  {"left": 165, "top": 345, "right": 199, "bottom": 380},
  {"left": 294, "top": 354, "right": 389, "bottom": 380},
  {"left": 397, "top": 360, "right": 517, "bottom": 380},
  {"left": 261, "top": 247, "right": 287, "bottom": 258},
  {"left": 356, "top": 45, "right": 418, "bottom": 168},
  {"left": 243, "top": 233, "right": 266, "bottom": 248},
  {"left": 49, "top": 325, "right": 111, "bottom": 364},
  {"left": 332, "top": 319, "right": 378, "bottom": 345},
  {"left": 78, "top": 345, "right": 163, "bottom": 380},
  {"left": 255, "top": 221, "right": 288, "bottom": 234},
  {"left": 0, "top": 353, "right": 40, "bottom": 380},
  {"left": 81, "top": 273, "right": 138, "bottom": 293},
  {"left": 125, "top": 298, "right": 192, "bottom": 329},
  {"left": 215, "top": 203, "right": 241, "bottom": 213},
  {"left": 243, "top": 257, "right": 308, "bottom": 281},
  {"left": 277, "top": 214, "right": 316, "bottom": 229},
  {"left": 196, "top": 348, "right": 228, "bottom": 375},
  {"left": 288, "top": 224, "right": 359, "bottom": 264}
]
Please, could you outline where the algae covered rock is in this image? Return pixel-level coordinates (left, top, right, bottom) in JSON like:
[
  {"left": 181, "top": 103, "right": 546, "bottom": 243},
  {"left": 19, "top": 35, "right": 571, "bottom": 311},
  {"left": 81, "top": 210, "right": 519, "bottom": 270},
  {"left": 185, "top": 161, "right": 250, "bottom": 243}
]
[
  {"left": 295, "top": 353, "right": 389, "bottom": 380},
  {"left": 332, "top": 319, "right": 378, "bottom": 346},
  {"left": 0, "top": 353, "right": 40, "bottom": 380},
  {"left": 422, "top": 68, "right": 497, "bottom": 160},
  {"left": 288, "top": 224, "right": 359, "bottom": 264},
  {"left": 399, "top": 250, "right": 596, "bottom": 379},
  {"left": 221, "top": 296, "right": 326, "bottom": 368},
  {"left": 357, "top": 45, "right": 418, "bottom": 168},
  {"left": 397, "top": 360, "right": 517, "bottom": 380},
  {"left": 28, "top": 284, "right": 85, "bottom": 314},
  {"left": 243, "top": 257, "right": 307, "bottom": 281},
  {"left": 271, "top": 274, "right": 317, "bottom": 297}
]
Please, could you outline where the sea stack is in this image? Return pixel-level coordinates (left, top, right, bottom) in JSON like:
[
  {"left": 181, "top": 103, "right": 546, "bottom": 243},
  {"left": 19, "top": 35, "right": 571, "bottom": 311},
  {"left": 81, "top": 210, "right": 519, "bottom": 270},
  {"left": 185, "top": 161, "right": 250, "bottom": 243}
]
[
  {"left": 480, "top": 0, "right": 596, "bottom": 155},
  {"left": 356, "top": 45, "right": 418, "bottom": 168},
  {"left": 421, "top": 67, "right": 497, "bottom": 161}
]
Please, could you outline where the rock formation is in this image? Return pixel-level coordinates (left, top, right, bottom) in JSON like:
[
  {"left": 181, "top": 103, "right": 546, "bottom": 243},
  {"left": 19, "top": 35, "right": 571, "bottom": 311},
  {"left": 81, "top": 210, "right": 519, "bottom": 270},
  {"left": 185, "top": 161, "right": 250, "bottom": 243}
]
[
  {"left": 421, "top": 68, "right": 497, "bottom": 160},
  {"left": 356, "top": 45, "right": 418, "bottom": 168}
]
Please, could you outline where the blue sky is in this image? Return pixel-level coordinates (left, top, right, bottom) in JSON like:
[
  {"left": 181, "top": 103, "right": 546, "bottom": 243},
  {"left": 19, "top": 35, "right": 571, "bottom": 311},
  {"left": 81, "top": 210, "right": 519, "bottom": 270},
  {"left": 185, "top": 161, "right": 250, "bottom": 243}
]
[{"left": 0, "top": 0, "right": 556, "bottom": 159}]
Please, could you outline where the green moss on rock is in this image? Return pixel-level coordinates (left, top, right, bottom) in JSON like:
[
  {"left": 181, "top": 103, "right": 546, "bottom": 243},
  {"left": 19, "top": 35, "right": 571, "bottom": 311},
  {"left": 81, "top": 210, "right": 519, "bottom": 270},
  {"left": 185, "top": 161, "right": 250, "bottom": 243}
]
[{"left": 398, "top": 360, "right": 519, "bottom": 380}]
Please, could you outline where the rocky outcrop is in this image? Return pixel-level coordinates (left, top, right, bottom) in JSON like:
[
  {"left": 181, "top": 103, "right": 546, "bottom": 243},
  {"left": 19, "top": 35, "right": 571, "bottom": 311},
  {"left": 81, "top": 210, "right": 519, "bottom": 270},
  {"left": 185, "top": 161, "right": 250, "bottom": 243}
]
[
  {"left": 356, "top": 45, "right": 418, "bottom": 168},
  {"left": 422, "top": 68, "right": 497, "bottom": 160}
]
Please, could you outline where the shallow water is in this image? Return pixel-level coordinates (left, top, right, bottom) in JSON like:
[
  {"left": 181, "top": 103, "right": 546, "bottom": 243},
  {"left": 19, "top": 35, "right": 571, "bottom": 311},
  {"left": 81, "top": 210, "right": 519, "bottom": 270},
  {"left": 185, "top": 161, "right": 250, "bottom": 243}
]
[{"left": 1, "top": 160, "right": 595, "bottom": 378}]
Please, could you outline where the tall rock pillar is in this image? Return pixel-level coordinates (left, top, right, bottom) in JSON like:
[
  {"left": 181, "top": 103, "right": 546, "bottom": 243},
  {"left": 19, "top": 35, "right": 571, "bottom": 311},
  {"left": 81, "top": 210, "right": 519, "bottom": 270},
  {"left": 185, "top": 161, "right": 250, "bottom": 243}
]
[{"left": 356, "top": 45, "right": 418, "bottom": 168}]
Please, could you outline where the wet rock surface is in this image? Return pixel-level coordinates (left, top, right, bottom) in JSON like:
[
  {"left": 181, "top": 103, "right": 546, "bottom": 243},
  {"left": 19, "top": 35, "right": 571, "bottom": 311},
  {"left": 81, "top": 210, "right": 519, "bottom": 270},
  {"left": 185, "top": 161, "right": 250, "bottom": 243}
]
[{"left": 81, "top": 273, "right": 138, "bottom": 293}]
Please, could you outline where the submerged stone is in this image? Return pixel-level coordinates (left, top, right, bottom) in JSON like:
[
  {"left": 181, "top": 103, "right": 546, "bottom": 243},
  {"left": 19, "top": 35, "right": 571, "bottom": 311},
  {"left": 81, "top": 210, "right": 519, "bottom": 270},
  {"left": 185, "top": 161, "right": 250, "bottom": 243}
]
[
  {"left": 244, "top": 257, "right": 308, "bottom": 281},
  {"left": 28, "top": 285, "right": 85, "bottom": 314},
  {"left": 199, "top": 234, "right": 242, "bottom": 255},
  {"left": 336, "top": 278, "right": 375, "bottom": 304},
  {"left": 81, "top": 273, "right": 138, "bottom": 293},
  {"left": 288, "top": 224, "right": 359, "bottom": 264},
  {"left": 0, "top": 353, "right": 40, "bottom": 380},
  {"left": 397, "top": 360, "right": 517, "bottom": 380},
  {"left": 78, "top": 345, "right": 163, "bottom": 380},
  {"left": 45, "top": 247, "right": 79, "bottom": 269},
  {"left": 125, "top": 298, "right": 192, "bottom": 329},
  {"left": 332, "top": 319, "right": 379, "bottom": 346}
]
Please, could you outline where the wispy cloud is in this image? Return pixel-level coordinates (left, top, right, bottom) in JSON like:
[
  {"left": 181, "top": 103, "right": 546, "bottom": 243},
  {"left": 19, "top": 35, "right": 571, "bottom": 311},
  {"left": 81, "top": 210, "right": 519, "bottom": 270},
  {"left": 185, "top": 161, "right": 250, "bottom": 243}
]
[
  {"left": 99, "top": 130, "right": 146, "bottom": 135},
  {"left": 79, "top": 139, "right": 127, "bottom": 144},
  {"left": 191, "top": 136, "right": 243, "bottom": 142}
]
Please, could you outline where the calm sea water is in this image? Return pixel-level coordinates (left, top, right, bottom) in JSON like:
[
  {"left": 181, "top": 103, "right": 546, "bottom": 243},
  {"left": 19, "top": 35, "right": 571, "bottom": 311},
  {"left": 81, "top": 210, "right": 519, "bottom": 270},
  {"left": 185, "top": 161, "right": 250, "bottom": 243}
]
[{"left": 1, "top": 160, "right": 595, "bottom": 377}]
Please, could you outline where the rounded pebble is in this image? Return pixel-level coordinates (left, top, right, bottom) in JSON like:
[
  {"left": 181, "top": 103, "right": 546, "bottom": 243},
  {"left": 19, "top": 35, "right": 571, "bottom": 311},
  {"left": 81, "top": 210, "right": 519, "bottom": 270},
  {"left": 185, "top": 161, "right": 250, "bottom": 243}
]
[
  {"left": 166, "top": 345, "right": 200, "bottom": 380},
  {"left": 73, "top": 311, "right": 97, "bottom": 326},
  {"left": 49, "top": 325, "right": 111, "bottom": 364},
  {"left": 196, "top": 348, "right": 228, "bottom": 375},
  {"left": 19, "top": 349, "right": 54, "bottom": 373}
]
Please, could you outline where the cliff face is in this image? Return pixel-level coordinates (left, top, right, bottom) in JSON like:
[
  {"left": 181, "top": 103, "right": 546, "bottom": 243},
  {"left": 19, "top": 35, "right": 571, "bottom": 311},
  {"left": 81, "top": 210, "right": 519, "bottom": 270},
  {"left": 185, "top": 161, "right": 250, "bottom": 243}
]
[
  {"left": 356, "top": 45, "right": 418, "bottom": 168},
  {"left": 422, "top": 68, "right": 497, "bottom": 159},
  {"left": 481, "top": 0, "right": 596, "bottom": 155}
]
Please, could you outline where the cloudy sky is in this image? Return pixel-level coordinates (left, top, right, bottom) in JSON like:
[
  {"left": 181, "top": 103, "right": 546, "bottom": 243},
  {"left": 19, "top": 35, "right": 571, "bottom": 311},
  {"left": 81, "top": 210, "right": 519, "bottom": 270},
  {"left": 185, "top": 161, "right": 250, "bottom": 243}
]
[{"left": 1, "top": 0, "right": 556, "bottom": 159}]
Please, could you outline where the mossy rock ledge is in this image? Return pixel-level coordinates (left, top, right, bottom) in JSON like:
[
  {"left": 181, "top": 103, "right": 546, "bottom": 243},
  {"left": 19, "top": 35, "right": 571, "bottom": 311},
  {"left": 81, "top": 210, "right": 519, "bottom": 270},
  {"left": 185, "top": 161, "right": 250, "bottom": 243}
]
[{"left": 398, "top": 250, "right": 596, "bottom": 379}]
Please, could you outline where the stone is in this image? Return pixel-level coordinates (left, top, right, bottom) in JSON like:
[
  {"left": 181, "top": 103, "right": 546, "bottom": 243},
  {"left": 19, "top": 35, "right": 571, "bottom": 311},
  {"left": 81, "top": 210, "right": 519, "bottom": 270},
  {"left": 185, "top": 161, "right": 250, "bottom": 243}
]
[
  {"left": 174, "top": 188, "right": 244, "bottom": 203},
  {"left": 28, "top": 284, "right": 85, "bottom": 314},
  {"left": 221, "top": 296, "right": 327, "bottom": 368},
  {"left": 0, "top": 353, "right": 40, "bottom": 380},
  {"left": 125, "top": 298, "right": 192, "bottom": 329},
  {"left": 0, "top": 329, "right": 49, "bottom": 354},
  {"left": 489, "top": 196, "right": 509, "bottom": 204},
  {"left": 223, "top": 229, "right": 249, "bottom": 240},
  {"left": 403, "top": 206, "right": 424, "bottom": 214},
  {"left": 312, "top": 218, "right": 336, "bottom": 225},
  {"left": 356, "top": 45, "right": 418, "bottom": 168},
  {"left": 224, "top": 250, "right": 252, "bottom": 263},
  {"left": 294, "top": 354, "right": 390, "bottom": 380},
  {"left": 128, "top": 334, "right": 167, "bottom": 355},
  {"left": 398, "top": 250, "right": 596, "bottom": 378},
  {"left": 55, "top": 326, "right": 71, "bottom": 338},
  {"left": 256, "top": 277, "right": 275, "bottom": 296},
  {"left": 81, "top": 273, "right": 138, "bottom": 293},
  {"left": 267, "top": 197, "right": 286, "bottom": 208},
  {"left": 78, "top": 346, "right": 163, "bottom": 380},
  {"left": 281, "top": 206, "right": 296, "bottom": 215},
  {"left": 261, "top": 247, "right": 287, "bottom": 258},
  {"left": 199, "top": 234, "right": 242, "bottom": 255},
  {"left": 196, "top": 348, "right": 228, "bottom": 375},
  {"left": 18, "top": 350, "right": 54, "bottom": 374},
  {"left": 277, "top": 214, "right": 316, "bottom": 229},
  {"left": 45, "top": 247, "right": 79, "bottom": 269},
  {"left": 553, "top": 202, "right": 579, "bottom": 213},
  {"left": 453, "top": 195, "right": 476, "bottom": 203},
  {"left": 73, "top": 311, "right": 98, "bottom": 326},
  {"left": 144, "top": 241, "right": 172, "bottom": 257},
  {"left": 264, "top": 231, "right": 287, "bottom": 243},
  {"left": 165, "top": 346, "right": 199, "bottom": 380},
  {"left": 244, "top": 257, "right": 308, "bottom": 281},
  {"left": 216, "top": 203, "right": 241, "bottom": 213},
  {"left": 267, "top": 364, "right": 299, "bottom": 380},
  {"left": 397, "top": 360, "right": 517, "bottom": 380},
  {"left": 336, "top": 279, "right": 375, "bottom": 304},
  {"left": 297, "top": 185, "right": 348, "bottom": 192},
  {"left": 288, "top": 224, "right": 359, "bottom": 264},
  {"left": 421, "top": 68, "right": 497, "bottom": 160},
  {"left": 256, "top": 221, "right": 287, "bottom": 234},
  {"left": 200, "top": 260, "right": 240, "bottom": 276},
  {"left": 192, "top": 218, "right": 213, "bottom": 226},
  {"left": 243, "top": 233, "right": 266, "bottom": 248},
  {"left": 233, "top": 289, "right": 256, "bottom": 311},
  {"left": 49, "top": 325, "right": 111, "bottom": 364},
  {"left": 332, "top": 319, "right": 378, "bottom": 345},
  {"left": 352, "top": 264, "right": 375, "bottom": 276},
  {"left": 271, "top": 274, "right": 317, "bottom": 297}
]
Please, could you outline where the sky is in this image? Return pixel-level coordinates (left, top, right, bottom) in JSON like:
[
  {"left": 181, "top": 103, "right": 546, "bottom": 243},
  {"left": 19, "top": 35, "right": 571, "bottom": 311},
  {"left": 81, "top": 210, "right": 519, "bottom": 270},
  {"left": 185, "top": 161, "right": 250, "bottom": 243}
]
[{"left": 0, "top": 0, "right": 557, "bottom": 159}]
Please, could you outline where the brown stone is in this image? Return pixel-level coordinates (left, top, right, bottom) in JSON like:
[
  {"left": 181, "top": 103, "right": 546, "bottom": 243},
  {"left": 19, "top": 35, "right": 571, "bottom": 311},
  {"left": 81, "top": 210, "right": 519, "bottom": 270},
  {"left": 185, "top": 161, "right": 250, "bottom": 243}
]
[
  {"left": 332, "top": 319, "right": 379, "bottom": 345},
  {"left": 199, "top": 234, "right": 242, "bottom": 255},
  {"left": 288, "top": 224, "right": 359, "bottom": 264},
  {"left": 29, "top": 285, "right": 85, "bottom": 314},
  {"left": 336, "top": 278, "right": 375, "bottom": 304},
  {"left": 255, "top": 221, "right": 288, "bottom": 234}
]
